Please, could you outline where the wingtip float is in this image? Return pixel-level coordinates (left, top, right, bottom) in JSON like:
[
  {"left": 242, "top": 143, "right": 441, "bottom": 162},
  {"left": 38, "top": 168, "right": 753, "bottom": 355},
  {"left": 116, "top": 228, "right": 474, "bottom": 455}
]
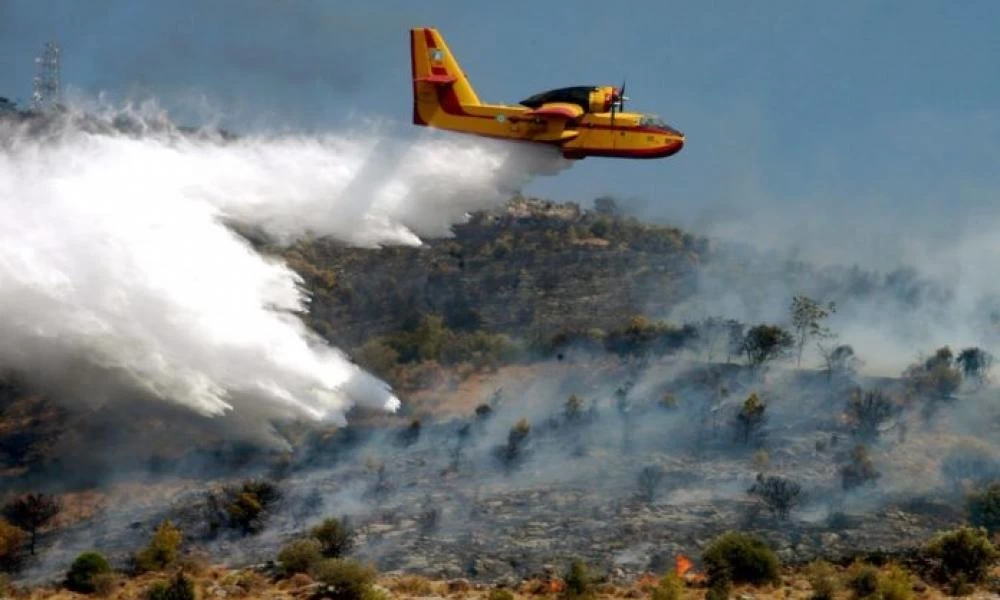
[{"left": 410, "top": 27, "right": 685, "bottom": 160}]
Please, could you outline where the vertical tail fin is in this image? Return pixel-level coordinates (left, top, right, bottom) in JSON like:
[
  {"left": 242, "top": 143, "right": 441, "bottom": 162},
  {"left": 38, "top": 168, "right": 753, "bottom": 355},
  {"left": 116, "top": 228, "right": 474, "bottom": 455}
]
[{"left": 410, "top": 27, "right": 480, "bottom": 125}]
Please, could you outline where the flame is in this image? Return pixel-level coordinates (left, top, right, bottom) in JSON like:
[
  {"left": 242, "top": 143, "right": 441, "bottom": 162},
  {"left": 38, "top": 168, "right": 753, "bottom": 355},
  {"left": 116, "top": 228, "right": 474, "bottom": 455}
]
[{"left": 675, "top": 555, "right": 694, "bottom": 577}]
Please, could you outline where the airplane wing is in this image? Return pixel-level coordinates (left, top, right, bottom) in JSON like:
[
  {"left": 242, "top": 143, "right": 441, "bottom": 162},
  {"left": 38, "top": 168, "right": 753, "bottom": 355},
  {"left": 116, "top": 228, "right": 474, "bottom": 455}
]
[{"left": 510, "top": 102, "right": 583, "bottom": 143}]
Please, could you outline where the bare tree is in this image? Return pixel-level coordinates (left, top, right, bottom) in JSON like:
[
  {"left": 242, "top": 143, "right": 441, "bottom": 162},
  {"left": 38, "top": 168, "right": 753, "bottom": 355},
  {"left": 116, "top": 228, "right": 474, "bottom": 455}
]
[
  {"left": 2, "top": 493, "right": 61, "bottom": 555},
  {"left": 957, "top": 347, "right": 994, "bottom": 388},
  {"left": 790, "top": 296, "right": 836, "bottom": 367},
  {"left": 638, "top": 465, "right": 665, "bottom": 504},
  {"left": 845, "top": 388, "right": 896, "bottom": 441},
  {"left": 818, "top": 343, "right": 861, "bottom": 382},
  {"left": 748, "top": 474, "right": 802, "bottom": 520}
]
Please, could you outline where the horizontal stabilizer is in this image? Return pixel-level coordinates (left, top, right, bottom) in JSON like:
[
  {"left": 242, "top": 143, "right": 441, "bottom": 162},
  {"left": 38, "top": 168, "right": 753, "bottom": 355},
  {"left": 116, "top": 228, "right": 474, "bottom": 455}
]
[{"left": 416, "top": 74, "right": 457, "bottom": 85}]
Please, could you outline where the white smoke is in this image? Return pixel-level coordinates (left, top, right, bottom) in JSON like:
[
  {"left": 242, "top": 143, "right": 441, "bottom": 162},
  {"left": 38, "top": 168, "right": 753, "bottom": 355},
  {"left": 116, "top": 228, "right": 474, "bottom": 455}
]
[{"left": 0, "top": 103, "right": 569, "bottom": 423}]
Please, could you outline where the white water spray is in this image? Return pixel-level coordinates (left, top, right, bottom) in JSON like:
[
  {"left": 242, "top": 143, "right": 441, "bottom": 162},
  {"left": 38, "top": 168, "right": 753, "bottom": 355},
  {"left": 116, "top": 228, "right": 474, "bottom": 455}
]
[{"left": 0, "top": 103, "right": 569, "bottom": 422}]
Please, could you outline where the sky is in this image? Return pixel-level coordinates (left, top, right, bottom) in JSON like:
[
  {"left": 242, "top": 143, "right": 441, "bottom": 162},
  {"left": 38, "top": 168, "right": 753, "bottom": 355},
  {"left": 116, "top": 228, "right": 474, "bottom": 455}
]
[{"left": 2, "top": 0, "right": 999, "bottom": 267}]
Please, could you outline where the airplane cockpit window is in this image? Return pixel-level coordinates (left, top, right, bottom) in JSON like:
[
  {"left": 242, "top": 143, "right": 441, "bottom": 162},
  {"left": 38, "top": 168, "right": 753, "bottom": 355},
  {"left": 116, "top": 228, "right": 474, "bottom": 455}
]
[
  {"left": 639, "top": 114, "right": 682, "bottom": 135},
  {"left": 520, "top": 86, "right": 595, "bottom": 110}
]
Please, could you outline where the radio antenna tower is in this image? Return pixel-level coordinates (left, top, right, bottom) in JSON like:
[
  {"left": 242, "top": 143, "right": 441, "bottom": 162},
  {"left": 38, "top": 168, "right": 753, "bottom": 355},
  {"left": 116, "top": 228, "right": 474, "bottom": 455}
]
[{"left": 32, "top": 41, "right": 61, "bottom": 111}]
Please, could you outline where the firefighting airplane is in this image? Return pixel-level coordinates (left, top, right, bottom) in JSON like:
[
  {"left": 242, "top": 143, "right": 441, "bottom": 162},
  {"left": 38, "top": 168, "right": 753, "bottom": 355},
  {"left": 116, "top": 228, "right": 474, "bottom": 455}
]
[{"left": 410, "top": 27, "right": 685, "bottom": 160}]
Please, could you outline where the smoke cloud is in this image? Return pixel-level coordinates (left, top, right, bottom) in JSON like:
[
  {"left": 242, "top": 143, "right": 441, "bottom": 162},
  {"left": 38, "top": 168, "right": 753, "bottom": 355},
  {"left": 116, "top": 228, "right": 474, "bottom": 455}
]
[{"left": 0, "top": 102, "right": 568, "bottom": 423}]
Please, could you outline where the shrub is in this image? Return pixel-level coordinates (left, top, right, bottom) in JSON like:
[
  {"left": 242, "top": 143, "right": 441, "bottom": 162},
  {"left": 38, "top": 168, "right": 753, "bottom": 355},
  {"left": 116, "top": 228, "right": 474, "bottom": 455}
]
[
  {"left": 807, "top": 560, "right": 837, "bottom": 600},
  {"left": 279, "top": 538, "right": 323, "bottom": 575},
  {"left": 91, "top": 572, "right": 118, "bottom": 597},
  {"left": 563, "top": 558, "right": 592, "bottom": 599},
  {"left": 702, "top": 532, "right": 780, "bottom": 587},
  {"left": 651, "top": 572, "right": 684, "bottom": 600},
  {"left": 734, "top": 393, "right": 767, "bottom": 446},
  {"left": 967, "top": 482, "right": 1000, "bottom": 535},
  {"left": 146, "top": 571, "right": 196, "bottom": 600},
  {"left": 0, "top": 518, "right": 26, "bottom": 569},
  {"left": 309, "top": 558, "right": 377, "bottom": 600},
  {"left": 205, "top": 479, "right": 282, "bottom": 535},
  {"left": 845, "top": 388, "right": 896, "bottom": 440},
  {"left": 748, "top": 474, "right": 803, "bottom": 520},
  {"left": 135, "top": 520, "right": 183, "bottom": 573},
  {"left": 846, "top": 562, "right": 879, "bottom": 598},
  {"left": 902, "top": 346, "right": 962, "bottom": 401},
  {"left": 66, "top": 551, "right": 112, "bottom": 593},
  {"left": 500, "top": 418, "right": 531, "bottom": 467},
  {"left": 489, "top": 589, "right": 515, "bottom": 600},
  {"left": 752, "top": 449, "right": 770, "bottom": 471},
  {"left": 878, "top": 564, "right": 912, "bottom": 600},
  {"left": 565, "top": 394, "right": 584, "bottom": 421},
  {"left": 311, "top": 517, "right": 355, "bottom": 558},
  {"left": 924, "top": 526, "right": 998, "bottom": 584},
  {"left": 391, "top": 575, "right": 433, "bottom": 595},
  {"left": 705, "top": 580, "right": 731, "bottom": 600},
  {"left": 841, "top": 444, "right": 880, "bottom": 491}
]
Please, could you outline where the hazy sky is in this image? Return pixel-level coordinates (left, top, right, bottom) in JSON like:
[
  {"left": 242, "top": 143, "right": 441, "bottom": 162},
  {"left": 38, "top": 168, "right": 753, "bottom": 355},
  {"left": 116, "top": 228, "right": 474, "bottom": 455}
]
[{"left": 2, "top": 1, "right": 998, "bottom": 266}]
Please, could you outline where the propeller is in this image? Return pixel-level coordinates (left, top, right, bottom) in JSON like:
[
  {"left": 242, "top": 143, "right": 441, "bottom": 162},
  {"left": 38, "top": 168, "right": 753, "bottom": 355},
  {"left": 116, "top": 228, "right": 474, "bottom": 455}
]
[{"left": 611, "top": 79, "right": 627, "bottom": 129}]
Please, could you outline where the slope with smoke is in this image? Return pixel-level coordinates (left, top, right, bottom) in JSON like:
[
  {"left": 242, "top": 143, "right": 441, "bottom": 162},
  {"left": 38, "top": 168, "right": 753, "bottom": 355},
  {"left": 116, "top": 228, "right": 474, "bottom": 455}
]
[{"left": 0, "top": 105, "right": 568, "bottom": 423}]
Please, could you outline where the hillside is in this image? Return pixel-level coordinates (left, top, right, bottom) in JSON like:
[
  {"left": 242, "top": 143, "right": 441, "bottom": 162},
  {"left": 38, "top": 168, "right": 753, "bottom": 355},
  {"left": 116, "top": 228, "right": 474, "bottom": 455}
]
[
  {"left": 272, "top": 196, "right": 708, "bottom": 348},
  {"left": 2, "top": 196, "right": 1000, "bottom": 599}
]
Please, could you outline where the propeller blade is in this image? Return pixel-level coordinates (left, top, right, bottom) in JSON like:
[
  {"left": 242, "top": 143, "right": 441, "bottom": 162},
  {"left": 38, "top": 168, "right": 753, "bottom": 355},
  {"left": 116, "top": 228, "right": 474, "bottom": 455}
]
[{"left": 619, "top": 79, "right": 627, "bottom": 111}]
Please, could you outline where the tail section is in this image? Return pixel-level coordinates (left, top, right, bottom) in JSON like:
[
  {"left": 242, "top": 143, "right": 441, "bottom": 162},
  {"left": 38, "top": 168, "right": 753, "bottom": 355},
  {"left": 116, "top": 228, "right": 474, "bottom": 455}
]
[{"left": 410, "top": 27, "right": 480, "bottom": 125}]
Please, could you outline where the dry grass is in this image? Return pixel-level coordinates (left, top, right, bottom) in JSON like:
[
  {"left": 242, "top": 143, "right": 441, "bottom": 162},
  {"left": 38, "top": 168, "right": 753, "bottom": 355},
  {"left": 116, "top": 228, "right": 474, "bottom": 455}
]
[{"left": 7, "top": 562, "right": 1000, "bottom": 600}]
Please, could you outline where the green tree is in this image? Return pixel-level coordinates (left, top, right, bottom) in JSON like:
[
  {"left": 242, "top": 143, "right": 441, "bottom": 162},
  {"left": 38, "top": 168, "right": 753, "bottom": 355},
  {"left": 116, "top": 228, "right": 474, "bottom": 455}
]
[
  {"left": 563, "top": 558, "right": 593, "bottom": 599},
  {"left": 789, "top": 296, "right": 836, "bottom": 367},
  {"left": 742, "top": 325, "right": 794, "bottom": 371}
]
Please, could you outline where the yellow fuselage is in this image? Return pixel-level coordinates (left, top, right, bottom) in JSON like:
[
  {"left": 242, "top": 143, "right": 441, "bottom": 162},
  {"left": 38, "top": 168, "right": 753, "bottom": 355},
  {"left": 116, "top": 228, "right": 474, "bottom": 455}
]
[{"left": 410, "top": 27, "right": 684, "bottom": 160}]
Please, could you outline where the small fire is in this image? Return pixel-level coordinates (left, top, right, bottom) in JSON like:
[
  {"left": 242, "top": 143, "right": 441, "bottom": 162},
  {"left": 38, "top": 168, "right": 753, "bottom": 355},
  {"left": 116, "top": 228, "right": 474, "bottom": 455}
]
[
  {"left": 675, "top": 555, "right": 694, "bottom": 577},
  {"left": 675, "top": 555, "right": 706, "bottom": 584}
]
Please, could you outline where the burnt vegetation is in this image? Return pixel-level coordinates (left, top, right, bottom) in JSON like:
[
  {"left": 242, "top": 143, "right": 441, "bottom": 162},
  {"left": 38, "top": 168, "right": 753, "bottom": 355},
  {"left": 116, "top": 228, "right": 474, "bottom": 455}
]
[{"left": 4, "top": 198, "right": 1000, "bottom": 593}]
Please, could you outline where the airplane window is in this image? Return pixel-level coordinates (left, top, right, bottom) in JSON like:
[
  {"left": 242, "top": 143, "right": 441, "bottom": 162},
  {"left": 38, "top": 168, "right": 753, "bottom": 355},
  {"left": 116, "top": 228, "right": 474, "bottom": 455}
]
[{"left": 639, "top": 115, "right": 681, "bottom": 135}]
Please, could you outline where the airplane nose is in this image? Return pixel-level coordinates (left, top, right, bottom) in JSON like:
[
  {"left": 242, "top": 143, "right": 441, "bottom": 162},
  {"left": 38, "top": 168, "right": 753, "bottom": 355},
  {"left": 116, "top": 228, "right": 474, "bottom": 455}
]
[{"left": 663, "top": 136, "right": 684, "bottom": 157}]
